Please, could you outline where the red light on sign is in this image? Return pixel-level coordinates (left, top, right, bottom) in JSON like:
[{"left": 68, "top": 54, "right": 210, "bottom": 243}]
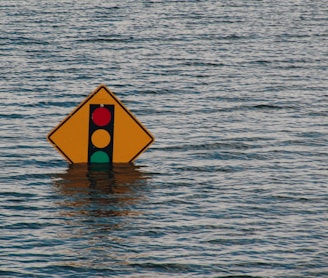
[{"left": 92, "top": 107, "right": 112, "bottom": 126}]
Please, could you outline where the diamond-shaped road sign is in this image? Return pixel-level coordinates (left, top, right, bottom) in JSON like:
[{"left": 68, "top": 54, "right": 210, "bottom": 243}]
[{"left": 47, "top": 85, "right": 154, "bottom": 163}]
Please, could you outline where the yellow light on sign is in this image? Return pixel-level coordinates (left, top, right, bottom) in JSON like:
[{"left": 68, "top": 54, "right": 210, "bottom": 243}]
[{"left": 47, "top": 85, "right": 155, "bottom": 163}]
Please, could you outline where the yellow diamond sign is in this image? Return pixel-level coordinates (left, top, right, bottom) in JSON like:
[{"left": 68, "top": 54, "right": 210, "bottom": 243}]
[{"left": 47, "top": 85, "right": 154, "bottom": 163}]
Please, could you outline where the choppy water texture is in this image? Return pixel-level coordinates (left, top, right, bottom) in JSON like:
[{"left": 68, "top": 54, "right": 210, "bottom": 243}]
[{"left": 1, "top": 1, "right": 328, "bottom": 277}]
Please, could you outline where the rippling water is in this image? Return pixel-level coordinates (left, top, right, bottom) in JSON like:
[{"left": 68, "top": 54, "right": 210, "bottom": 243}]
[{"left": 1, "top": 1, "right": 328, "bottom": 277}]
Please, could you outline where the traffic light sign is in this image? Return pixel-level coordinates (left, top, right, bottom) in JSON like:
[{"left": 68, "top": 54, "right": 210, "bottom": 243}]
[
  {"left": 88, "top": 104, "right": 114, "bottom": 163},
  {"left": 47, "top": 84, "right": 154, "bottom": 164}
]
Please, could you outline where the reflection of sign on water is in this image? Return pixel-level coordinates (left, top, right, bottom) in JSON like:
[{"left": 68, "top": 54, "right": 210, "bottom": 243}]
[
  {"left": 53, "top": 163, "right": 149, "bottom": 218},
  {"left": 47, "top": 84, "right": 155, "bottom": 164}
]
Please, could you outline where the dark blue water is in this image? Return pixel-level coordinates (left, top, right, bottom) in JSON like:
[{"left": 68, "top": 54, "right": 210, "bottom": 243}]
[{"left": 1, "top": 1, "right": 328, "bottom": 277}]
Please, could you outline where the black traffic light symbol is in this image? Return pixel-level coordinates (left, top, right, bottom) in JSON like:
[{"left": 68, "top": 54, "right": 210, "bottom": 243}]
[{"left": 88, "top": 104, "right": 114, "bottom": 163}]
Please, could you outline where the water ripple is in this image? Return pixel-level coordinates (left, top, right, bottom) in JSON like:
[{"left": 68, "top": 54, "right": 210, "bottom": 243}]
[{"left": 1, "top": 0, "right": 327, "bottom": 277}]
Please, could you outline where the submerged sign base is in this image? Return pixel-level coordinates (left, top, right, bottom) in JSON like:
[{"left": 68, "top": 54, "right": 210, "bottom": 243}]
[{"left": 47, "top": 85, "right": 154, "bottom": 164}]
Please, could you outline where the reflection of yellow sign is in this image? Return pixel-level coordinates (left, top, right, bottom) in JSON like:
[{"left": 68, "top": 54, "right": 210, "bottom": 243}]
[
  {"left": 54, "top": 163, "right": 148, "bottom": 217},
  {"left": 47, "top": 85, "right": 154, "bottom": 163}
]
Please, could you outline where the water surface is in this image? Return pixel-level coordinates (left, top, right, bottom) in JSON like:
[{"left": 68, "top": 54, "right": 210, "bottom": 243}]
[{"left": 0, "top": 1, "right": 327, "bottom": 277}]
